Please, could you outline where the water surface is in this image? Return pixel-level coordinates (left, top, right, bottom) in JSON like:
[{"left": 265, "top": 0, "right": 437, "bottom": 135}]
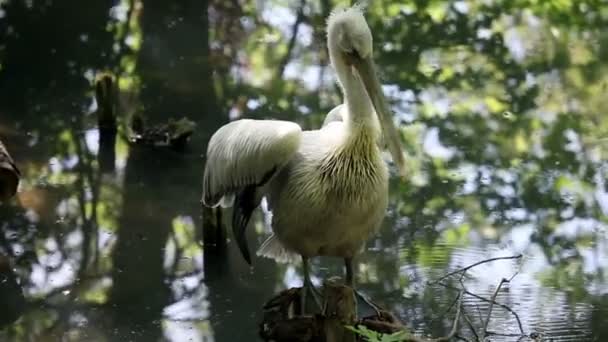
[{"left": 0, "top": 0, "right": 607, "bottom": 341}]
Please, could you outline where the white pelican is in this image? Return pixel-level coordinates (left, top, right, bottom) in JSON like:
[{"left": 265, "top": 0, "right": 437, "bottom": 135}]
[{"left": 202, "top": 4, "right": 405, "bottom": 312}]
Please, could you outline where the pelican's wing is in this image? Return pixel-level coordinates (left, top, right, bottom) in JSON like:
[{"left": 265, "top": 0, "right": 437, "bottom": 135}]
[
  {"left": 322, "top": 104, "right": 344, "bottom": 127},
  {"left": 203, "top": 119, "right": 301, "bottom": 264},
  {"left": 202, "top": 119, "right": 302, "bottom": 207}
]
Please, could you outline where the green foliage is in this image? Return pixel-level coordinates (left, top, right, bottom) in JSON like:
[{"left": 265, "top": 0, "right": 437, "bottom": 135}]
[
  {"left": 346, "top": 325, "right": 410, "bottom": 342},
  {"left": 1, "top": 0, "right": 608, "bottom": 340}
]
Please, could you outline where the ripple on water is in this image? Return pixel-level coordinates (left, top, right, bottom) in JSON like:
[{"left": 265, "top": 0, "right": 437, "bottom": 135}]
[{"left": 395, "top": 242, "right": 596, "bottom": 341}]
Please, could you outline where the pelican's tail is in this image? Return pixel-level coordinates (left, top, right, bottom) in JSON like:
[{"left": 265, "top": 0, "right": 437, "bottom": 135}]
[{"left": 257, "top": 235, "right": 299, "bottom": 264}]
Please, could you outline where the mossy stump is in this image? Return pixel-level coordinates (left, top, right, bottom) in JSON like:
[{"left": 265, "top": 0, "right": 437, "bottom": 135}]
[{"left": 259, "top": 279, "right": 405, "bottom": 342}]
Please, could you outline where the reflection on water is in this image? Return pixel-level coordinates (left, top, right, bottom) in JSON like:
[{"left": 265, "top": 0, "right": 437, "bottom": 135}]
[{"left": 1, "top": 0, "right": 607, "bottom": 341}]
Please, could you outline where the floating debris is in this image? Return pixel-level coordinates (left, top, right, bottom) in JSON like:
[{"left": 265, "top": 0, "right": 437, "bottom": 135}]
[{"left": 129, "top": 115, "right": 196, "bottom": 149}]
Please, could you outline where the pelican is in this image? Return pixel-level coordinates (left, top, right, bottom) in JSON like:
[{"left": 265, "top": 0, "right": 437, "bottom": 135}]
[{"left": 202, "top": 5, "right": 405, "bottom": 312}]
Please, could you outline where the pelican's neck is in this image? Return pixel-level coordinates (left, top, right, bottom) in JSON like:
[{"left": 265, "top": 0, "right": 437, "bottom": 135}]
[{"left": 328, "top": 37, "right": 376, "bottom": 137}]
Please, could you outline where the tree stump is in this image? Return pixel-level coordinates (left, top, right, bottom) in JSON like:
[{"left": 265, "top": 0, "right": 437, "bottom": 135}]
[
  {"left": 95, "top": 73, "right": 118, "bottom": 133},
  {"left": 201, "top": 206, "right": 225, "bottom": 250},
  {"left": 0, "top": 139, "right": 19, "bottom": 201},
  {"left": 259, "top": 279, "right": 405, "bottom": 342},
  {"left": 95, "top": 74, "right": 118, "bottom": 173},
  {"left": 323, "top": 280, "right": 356, "bottom": 342}
]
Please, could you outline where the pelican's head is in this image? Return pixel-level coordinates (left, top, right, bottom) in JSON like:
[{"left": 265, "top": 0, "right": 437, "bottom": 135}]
[
  {"left": 326, "top": 5, "right": 407, "bottom": 177},
  {"left": 327, "top": 4, "right": 373, "bottom": 61}
]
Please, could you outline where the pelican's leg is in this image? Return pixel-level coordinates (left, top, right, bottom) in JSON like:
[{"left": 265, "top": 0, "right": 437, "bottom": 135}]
[
  {"left": 301, "top": 256, "right": 322, "bottom": 315},
  {"left": 344, "top": 257, "right": 380, "bottom": 318},
  {"left": 345, "top": 257, "right": 354, "bottom": 286}
]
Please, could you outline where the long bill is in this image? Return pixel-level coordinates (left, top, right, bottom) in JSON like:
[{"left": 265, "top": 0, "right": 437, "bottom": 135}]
[{"left": 352, "top": 55, "right": 407, "bottom": 178}]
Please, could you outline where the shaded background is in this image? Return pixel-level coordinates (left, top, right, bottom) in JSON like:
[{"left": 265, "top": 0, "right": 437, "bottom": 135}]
[{"left": 0, "top": 0, "right": 607, "bottom": 341}]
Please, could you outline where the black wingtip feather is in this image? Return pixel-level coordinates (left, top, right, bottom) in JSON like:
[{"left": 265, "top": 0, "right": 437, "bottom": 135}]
[{"left": 231, "top": 186, "right": 257, "bottom": 265}]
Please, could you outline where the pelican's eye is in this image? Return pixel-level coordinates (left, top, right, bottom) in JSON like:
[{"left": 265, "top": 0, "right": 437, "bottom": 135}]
[{"left": 343, "top": 49, "right": 362, "bottom": 66}]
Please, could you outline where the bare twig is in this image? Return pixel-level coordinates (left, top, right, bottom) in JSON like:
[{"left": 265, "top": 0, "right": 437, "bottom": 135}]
[
  {"left": 482, "top": 277, "right": 510, "bottom": 339},
  {"left": 486, "top": 331, "right": 529, "bottom": 337},
  {"left": 481, "top": 270, "right": 520, "bottom": 334},
  {"left": 428, "top": 254, "right": 523, "bottom": 285},
  {"left": 359, "top": 291, "right": 465, "bottom": 342},
  {"left": 402, "top": 292, "right": 465, "bottom": 342},
  {"left": 454, "top": 335, "right": 471, "bottom": 342},
  {"left": 475, "top": 304, "right": 483, "bottom": 323},
  {"left": 420, "top": 255, "right": 525, "bottom": 341},
  {"left": 461, "top": 310, "right": 479, "bottom": 341},
  {"left": 507, "top": 270, "right": 520, "bottom": 282},
  {"left": 430, "top": 290, "right": 461, "bottom": 324},
  {"left": 431, "top": 290, "right": 464, "bottom": 342},
  {"left": 437, "top": 282, "right": 525, "bottom": 335}
]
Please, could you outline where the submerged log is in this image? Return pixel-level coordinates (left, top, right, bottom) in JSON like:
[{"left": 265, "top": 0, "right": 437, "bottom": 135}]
[
  {"left": 259, "top": 279, "right": 405, "bottom": 342},
  {"left": 0, "top": 139, "right": 19, "bottom": 201}
]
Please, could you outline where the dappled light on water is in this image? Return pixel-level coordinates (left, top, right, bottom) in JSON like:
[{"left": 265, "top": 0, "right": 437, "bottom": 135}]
[{"left": 0, "top": 0, "right": 607, "bottom": 341}]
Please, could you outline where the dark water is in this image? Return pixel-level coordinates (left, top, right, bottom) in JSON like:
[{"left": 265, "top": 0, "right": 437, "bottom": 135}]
[{"left": 1, "top": 1, "right": 607, "bottom": 341}]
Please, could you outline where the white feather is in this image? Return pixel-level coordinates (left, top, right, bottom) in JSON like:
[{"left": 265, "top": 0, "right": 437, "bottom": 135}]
[
  {"left": 219, "top": 193, "right": 235, "bottom": 208},
  {"left": 257, "top": 234, "right": 300, "bottom": 264},
  {"left": 202, "top": 119, "right": 302, "bottom": 206}
]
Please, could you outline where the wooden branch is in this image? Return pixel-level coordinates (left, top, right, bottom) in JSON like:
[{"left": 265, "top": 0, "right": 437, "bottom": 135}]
[
  {"left": 428, "top": 254, "right": 522, "bottom": 285},
  {"left": 360, "top": 310, "right": 405, "bottom": 334},
  {"left": 0, "top": 139, "right": 19, "bottom": 201},
  {"left": 437, "top": 282, "right": 525, "bottom": 335},
  {"left": 480, "top": 272, "right": 521, "bottom": 340},
  {"left": 426, "top": 254, "right": 526, "bottom": 341},
  {"left": 482, "top": 277, "right": 509, "bottom": 339},
  {"left": 366, "top": 291, "right": 462, "bottom": 342},
  {"left": 428, "top": 290, "right": 463, "bottom": 342},
  {"left": 461, "top": 310, "right": 479, "bottom": 341}
]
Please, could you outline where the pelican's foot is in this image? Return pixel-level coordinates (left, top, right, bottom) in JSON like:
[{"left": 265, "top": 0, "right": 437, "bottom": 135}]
[
  {"left": 300, "top": 282, "right": 323, "bottom": 315},
  {"left": 354, "top": 290, "right": 381, "bottom": 319}
]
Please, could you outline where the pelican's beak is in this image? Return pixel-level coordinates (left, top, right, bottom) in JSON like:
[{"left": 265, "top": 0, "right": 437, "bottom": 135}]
[{"left": 351, "top": 55, "right": 407, "bottom": 178}]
